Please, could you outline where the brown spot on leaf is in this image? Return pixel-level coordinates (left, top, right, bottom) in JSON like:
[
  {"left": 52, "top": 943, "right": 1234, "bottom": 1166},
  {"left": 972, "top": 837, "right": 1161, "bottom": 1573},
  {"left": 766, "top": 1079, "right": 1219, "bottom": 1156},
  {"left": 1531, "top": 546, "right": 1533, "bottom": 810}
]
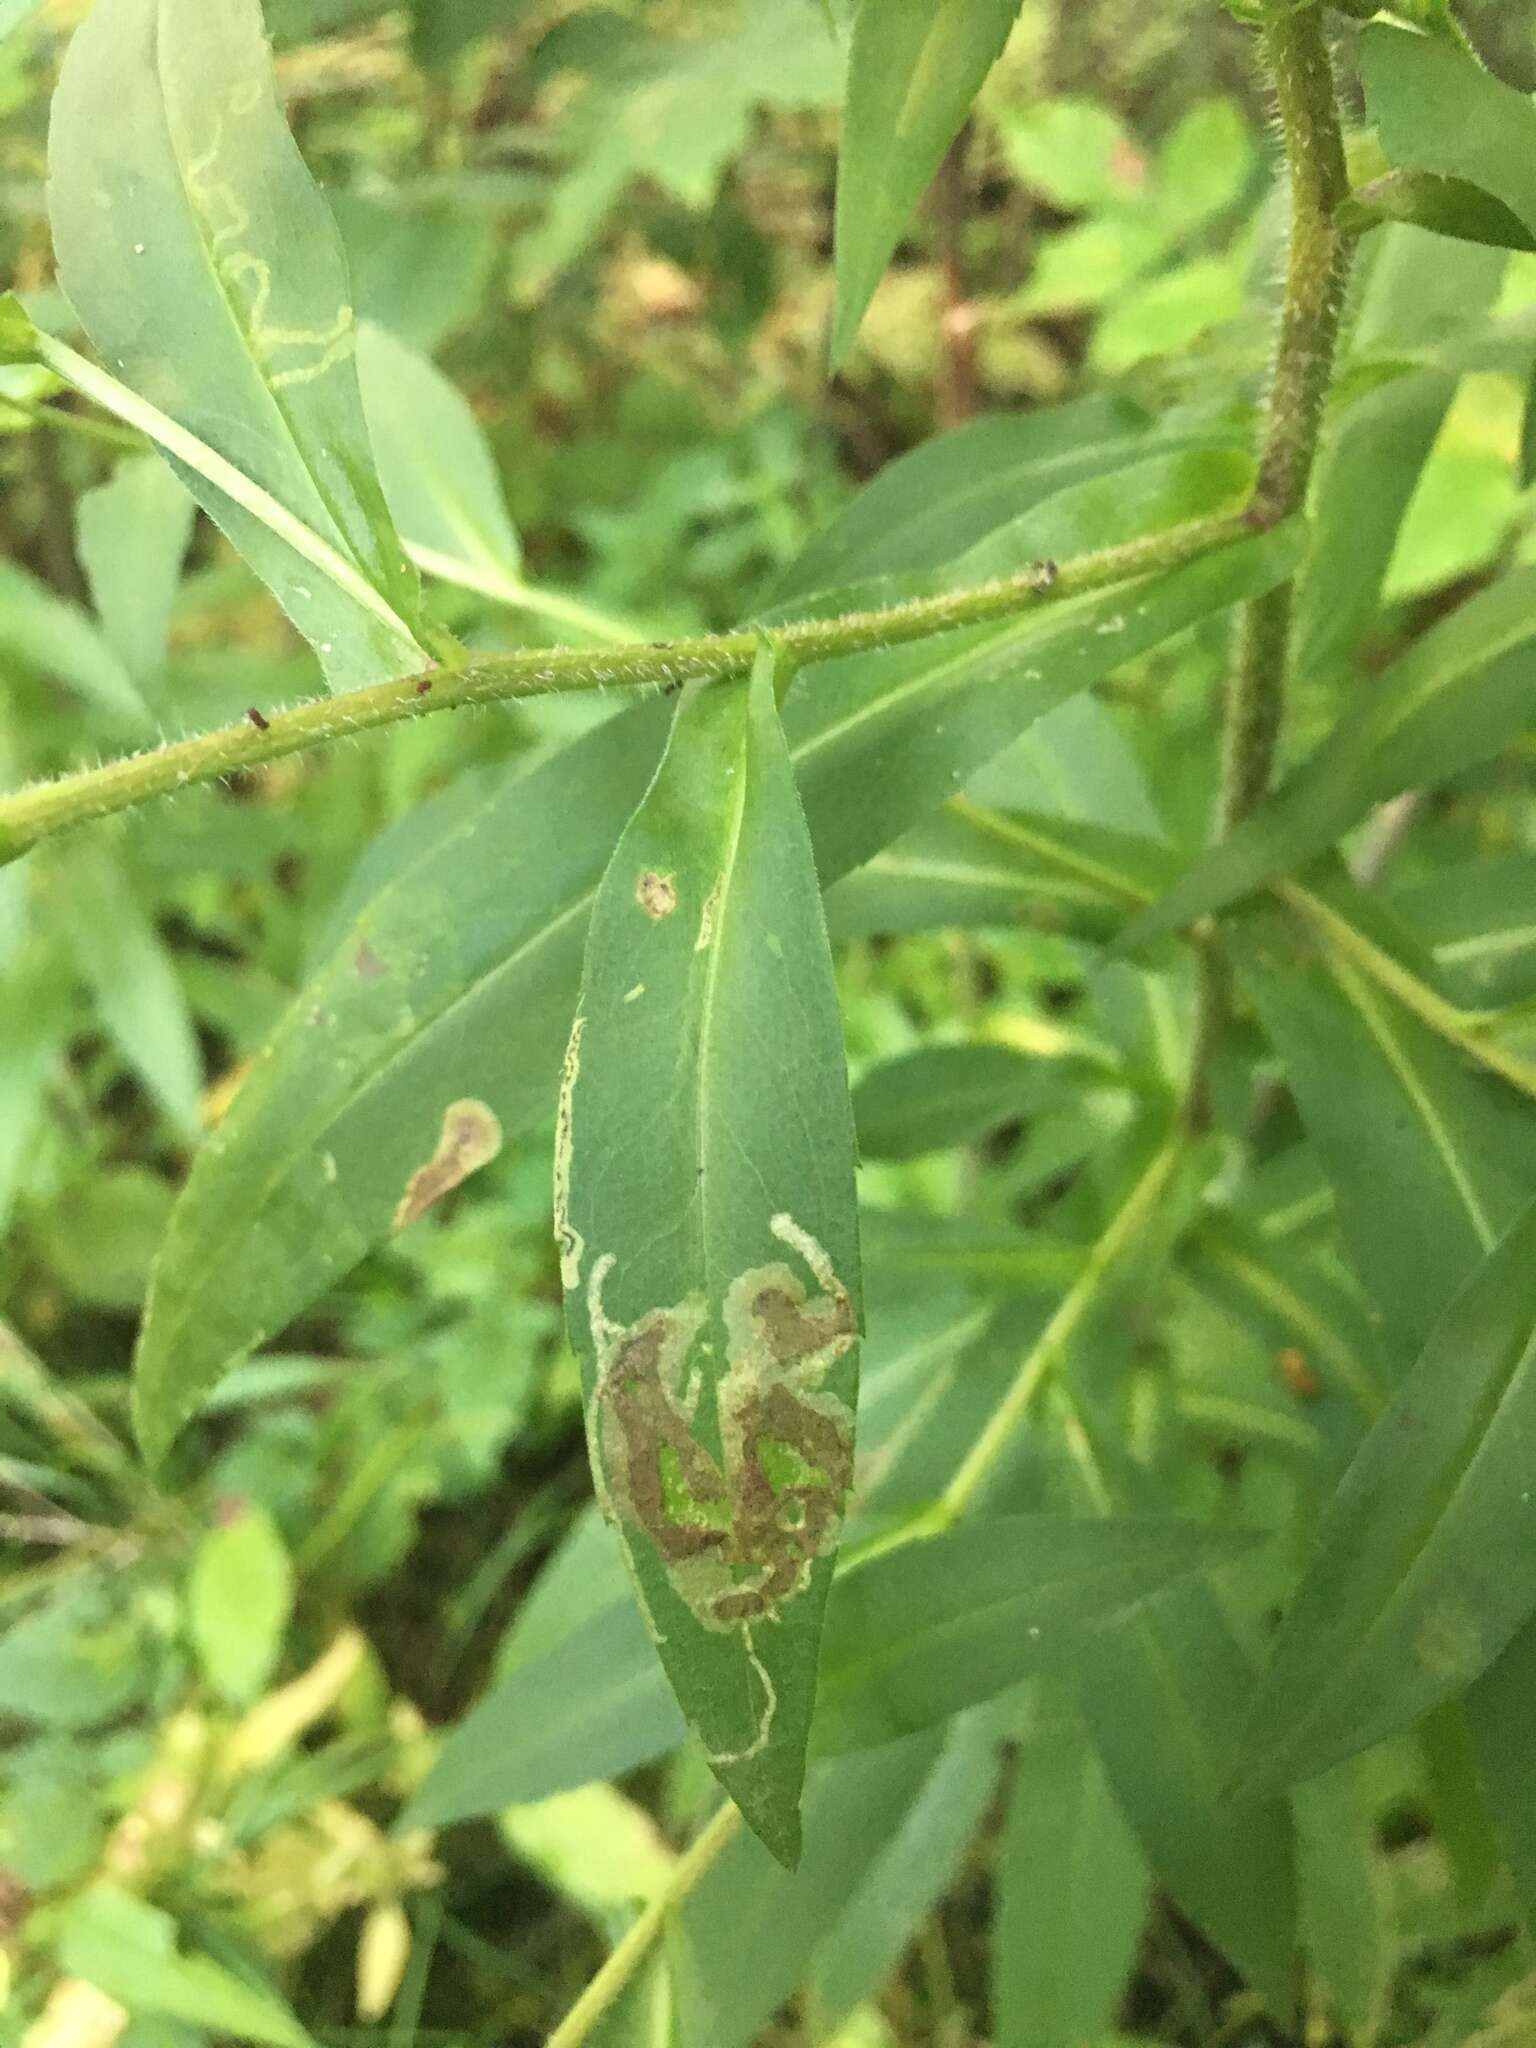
[
  {"left": 353, "top": 941, "right": 385, "bottom": 981},
  {"left": 392, "top": 1099, "right": 503, "bottom": 1231},
  {"left": 1276, "top": 1346, "right": 1320, "bottom": 1400},
  {"left": 636, "top": 869, "right": 678, "bottom": 919}
]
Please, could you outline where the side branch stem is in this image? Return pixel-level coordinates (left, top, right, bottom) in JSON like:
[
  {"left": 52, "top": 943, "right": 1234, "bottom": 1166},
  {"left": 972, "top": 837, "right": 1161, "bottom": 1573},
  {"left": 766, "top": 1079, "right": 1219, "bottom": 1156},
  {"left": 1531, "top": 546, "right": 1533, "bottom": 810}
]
[{"left": 0, "top": 511, "right": 1244, "bottom": 866}]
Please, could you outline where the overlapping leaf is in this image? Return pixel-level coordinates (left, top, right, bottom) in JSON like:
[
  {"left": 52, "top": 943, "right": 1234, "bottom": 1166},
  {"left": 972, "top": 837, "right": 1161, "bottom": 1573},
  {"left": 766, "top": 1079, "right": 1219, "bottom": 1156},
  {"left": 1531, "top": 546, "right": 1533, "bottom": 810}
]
[
  {"left": 1124, "top": 568, "right": 1536, "bottom": 947},
  {"left": 558, "top": 648, "right": 862, "bottom": 1865},
  {"left": 1361, "top": 22, "right": 1536, "bottom": 249},
  {"left": 132, "top": 441, "right": 1295, "bottom": 1463},
  {"left": 831, "top": 0, "right": 1024, "bottom": 365},
  {"left": 48, "top": 0, "right": 426, "bottom": 688},
  {"left": 1237, "top": 1199, "right": 1536, "bottom": 1796}
]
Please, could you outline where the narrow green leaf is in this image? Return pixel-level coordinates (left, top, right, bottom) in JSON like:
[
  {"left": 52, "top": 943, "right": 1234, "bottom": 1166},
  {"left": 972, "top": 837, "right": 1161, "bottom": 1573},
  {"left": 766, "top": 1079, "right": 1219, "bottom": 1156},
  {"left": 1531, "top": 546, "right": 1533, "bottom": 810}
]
[
  {"left": 132, "top": 468, "right": 1297, "bottom": 1462},
  {"left": 813, "top": 1516, "right": 1254, "bottom": 1757},
  {"left": 768, "top": 393, "right": 1146, "bottom": 600},
  {"left": 75, "top": 454, "right": 195, "bottom": 689},
  {"left": 852, "top": 1042, "right": 1037, "bottom": 1160},
  {"left": 994, "top": 1686, "right": 1147, "bottom": 2048},
  {"left": 1237, "top": 1199, "right": 1536, "bottom": 1797},
  {"left": 1389, "top": 854, "right": 1536, "bottom": 1011},
  {"left": 1236, "top": 909, "right": 1536, "bottom": 1358},
  {"left": 1343, "top": 169, "right": 1535, "bottom": 252},
  {"left": 1361, "top": 23, "right": 1536, "bottom": 247},
  {"left": 405, "top": 1514, "right": 1245, "bottom": 1829},
  {"left": 1291, "top": 366, "right": 1456, "bottom": 684},
  {"left": 55, "top": 1884, "right": 314, "bottom": 2048},
  {"left": 1295, "top": 1763, "right": 1399, "bottom": 2047},
  {"left": 1465, "top": 1609, "right": 1536, "bottom": 1938},
  {"left": 673, "top": 1734, "right": 954, "bottom": 2048},
  {"left": 808, "top": 1706, "right": 1006, "bottom": 2032},
  {"left": 400, "top": 1592, "right": 685, "bottom": 1830},
  {"left": 48, "top": 0, "right": 427, "bottom": 688},
  {"left": 1124, "top": 568, "right": 1536, "bottom": 947},
  {"left": 831, "top": 0, "right": 1023, "bottom": 366},
  {"left": 187, "top": 1503, "right": 293, "bottom": 1706},
  {"left": 51, "top": 843, "right": 202, "bottom": 1139},
  {"left": 356, "top": 318, "right": 522, "bottom": 587},
  {"left": 829, "top": 803, "right": 1175, "bottom": 943},
  {"left": 560, "top": 647, "right": 862, "bottom": 1865},
  {"left": 0, "top": 556, "right": 148, "bottom": 727},
  {"left": 1067, "top": 1430, "right": 1298, "bottom": 2014}
]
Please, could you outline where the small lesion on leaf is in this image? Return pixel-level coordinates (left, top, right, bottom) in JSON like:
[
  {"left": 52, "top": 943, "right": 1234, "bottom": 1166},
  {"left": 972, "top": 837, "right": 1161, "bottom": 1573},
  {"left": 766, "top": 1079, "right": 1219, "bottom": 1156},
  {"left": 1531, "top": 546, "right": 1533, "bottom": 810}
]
[
  {"left": 392, "top": 1099, "right": 502, "bottom": 1232},
  {"left": 635, "top": 869, "right": 678, "bottom": 919}
]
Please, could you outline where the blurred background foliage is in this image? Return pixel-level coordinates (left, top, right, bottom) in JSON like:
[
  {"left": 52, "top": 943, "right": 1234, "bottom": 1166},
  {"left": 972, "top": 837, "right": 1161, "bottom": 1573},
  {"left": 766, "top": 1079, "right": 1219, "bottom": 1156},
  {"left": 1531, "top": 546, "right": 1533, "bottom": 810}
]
[{"left": 0, "top": 1, "right": 1535, "bottom": 2043}]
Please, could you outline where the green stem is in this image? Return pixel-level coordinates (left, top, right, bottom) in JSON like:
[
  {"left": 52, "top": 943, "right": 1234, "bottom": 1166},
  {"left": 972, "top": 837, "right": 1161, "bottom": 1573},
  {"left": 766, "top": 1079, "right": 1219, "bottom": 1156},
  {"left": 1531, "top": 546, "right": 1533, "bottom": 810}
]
[
  {"left": 1187, "top": 1, "right": 1350, "bottom": 1126},
  {"left": 546, "top": 1801, "right": 742, "bottom": 2048},
  {"left": 0, "top": 510, "right": 1246, "bottom": 867},
  {"left": 938, "top": 1138, "right": 1185, "bottom": 1520}
]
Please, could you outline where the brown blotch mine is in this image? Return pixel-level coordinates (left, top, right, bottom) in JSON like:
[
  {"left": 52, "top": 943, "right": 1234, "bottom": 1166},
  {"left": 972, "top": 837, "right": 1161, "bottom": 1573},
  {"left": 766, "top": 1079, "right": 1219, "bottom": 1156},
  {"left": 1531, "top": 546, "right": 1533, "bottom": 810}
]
[
  {"left": 392, "top": 1099, "right": 503, "bottom": 1231},
  {"left": 353, "top": 941, "right": 386, "bottom": 981},
  {"left": 636, "top": 869, "right": 678, "bottom": 919}
]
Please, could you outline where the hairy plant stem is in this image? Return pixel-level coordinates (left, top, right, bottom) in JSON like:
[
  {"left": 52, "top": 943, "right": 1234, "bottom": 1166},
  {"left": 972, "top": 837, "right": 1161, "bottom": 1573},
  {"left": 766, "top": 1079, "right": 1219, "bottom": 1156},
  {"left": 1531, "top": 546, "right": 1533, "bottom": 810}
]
[
  {"left": 1185, "top": 0, "right": 1350, "bottom": 1129},
  {"left": 0, "top": 510, "right": 1246, "bottom": 866}
]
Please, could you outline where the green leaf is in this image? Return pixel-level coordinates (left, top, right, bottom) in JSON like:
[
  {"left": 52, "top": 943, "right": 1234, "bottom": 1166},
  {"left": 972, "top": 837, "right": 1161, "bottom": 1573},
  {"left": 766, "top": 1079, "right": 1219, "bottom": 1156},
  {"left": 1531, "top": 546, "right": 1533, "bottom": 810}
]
[
  {"left": 1361, "top": 22, "right": 1536, "bottom": 248},
  {"left": 0, "top": 556, "right": 148, "bottom": 727},
  {"left": 993, "top": 1686, "right": 1147, "bottom": 2048},
  {"left": 831, "top": 0, "right": 1024, "bottom": 365},
  {"left": 132, "top": 461, "right": 1297, "bottom": 1463},
  {"left": 1389, "top": 854, "right": 1536, "bottom": 1011},
  {"left": 1237, "top": 1198, "right": 1536, "bottom": 1797},
  {"left": 187, "top": 1502, "right": 294, "bottom": 1706},
  {"left": 829, "top": 802, "right": 1174, "bottom": 943},
  {"left": 997, "top": 97, "right": 1131, "bottom": 212},
  {"left": 1123, "top": 568, "right": 1536, "bottom": 947},
  {"left": 767, "top": 394, "right": 1147, "bottom": 600},
  {"left": 1236, "top": 907, "right": 1536, "bottom": 1359},
  {"left": 673, "top": 1734, "right": 957, "bottom": 2048},
  {"left": 852, "top": 1042, "right": 1037, "bottom": 1159},
  {"left": 1465, "top": 1609, "right": 1536, "bottom": 1938},
  {"left": 400, "top": 1591, "right": 685, "bottom": 1830},
  {"left": 48, "top": 0, "right": 427, "bottom": 689},
  {"left": 75, "top": 454, "right": 196, "bottom": 689},
  {"left": 1290, "top": 366, "right": 1456, "bottom": 684},
  {"left": 1343, "top": 169, "right": 1536, "bottom": 252},
  {"left": 1066, "top": 1422, "right": 1298, "bottom": 2015},
  {"left": 50, "top": 842, "right": 202, "bottom": 1139},
  {"left": 356, "top": 318, "right": 522, "bottom": 591},
  {"left": 807, "top": 1706, "right": 1006, "bottom": 2032},
  {"left": 407, "top": 1513, "right": 1244, "bottom": 1829},
  {"left": 55, "top": 1884, "right": 314, "bottom": 2048},
  {"left": 813, "top": 1515, "right": 1254, "bottom": 1756},
  {"left": 559, "top": 646, "right": 861, "bottom": 1865},
  {"left": 1295, "top": 1762, "right": 1399, "bottom": 2046}
]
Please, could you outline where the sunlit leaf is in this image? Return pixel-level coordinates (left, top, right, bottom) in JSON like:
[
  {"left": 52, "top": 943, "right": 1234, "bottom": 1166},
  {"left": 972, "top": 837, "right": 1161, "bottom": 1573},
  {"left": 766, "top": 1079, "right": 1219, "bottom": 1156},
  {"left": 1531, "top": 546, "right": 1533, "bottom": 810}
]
[
  {"left": 48, "top": 0, "right": 427, "bottom": 688},
  {"left": 1361, "top": 22, "right": 1536, "bottom": 247}
]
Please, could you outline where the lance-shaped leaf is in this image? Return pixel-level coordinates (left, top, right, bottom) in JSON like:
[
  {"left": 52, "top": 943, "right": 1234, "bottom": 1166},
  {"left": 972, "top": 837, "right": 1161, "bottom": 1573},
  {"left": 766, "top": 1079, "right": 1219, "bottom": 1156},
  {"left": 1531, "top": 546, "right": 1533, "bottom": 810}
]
[
  {"left": 1236, "top": 906, "right": 1536, "bottom": 1360},
  {"left": 1237, "top": 1198, "right": 1536, "bottom": 1798},
  {"left": 558, "top": 646, "right": 862, "bottom": 1866},
  {"left": 831, "top": 0, "right": 1023, "bottom": 366},
  {"left": 48, "top": 0, "right": 427, "bottom": 689},
  {"left": 1122, "top": 568, "right": 1536, "bottom": 947}
]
